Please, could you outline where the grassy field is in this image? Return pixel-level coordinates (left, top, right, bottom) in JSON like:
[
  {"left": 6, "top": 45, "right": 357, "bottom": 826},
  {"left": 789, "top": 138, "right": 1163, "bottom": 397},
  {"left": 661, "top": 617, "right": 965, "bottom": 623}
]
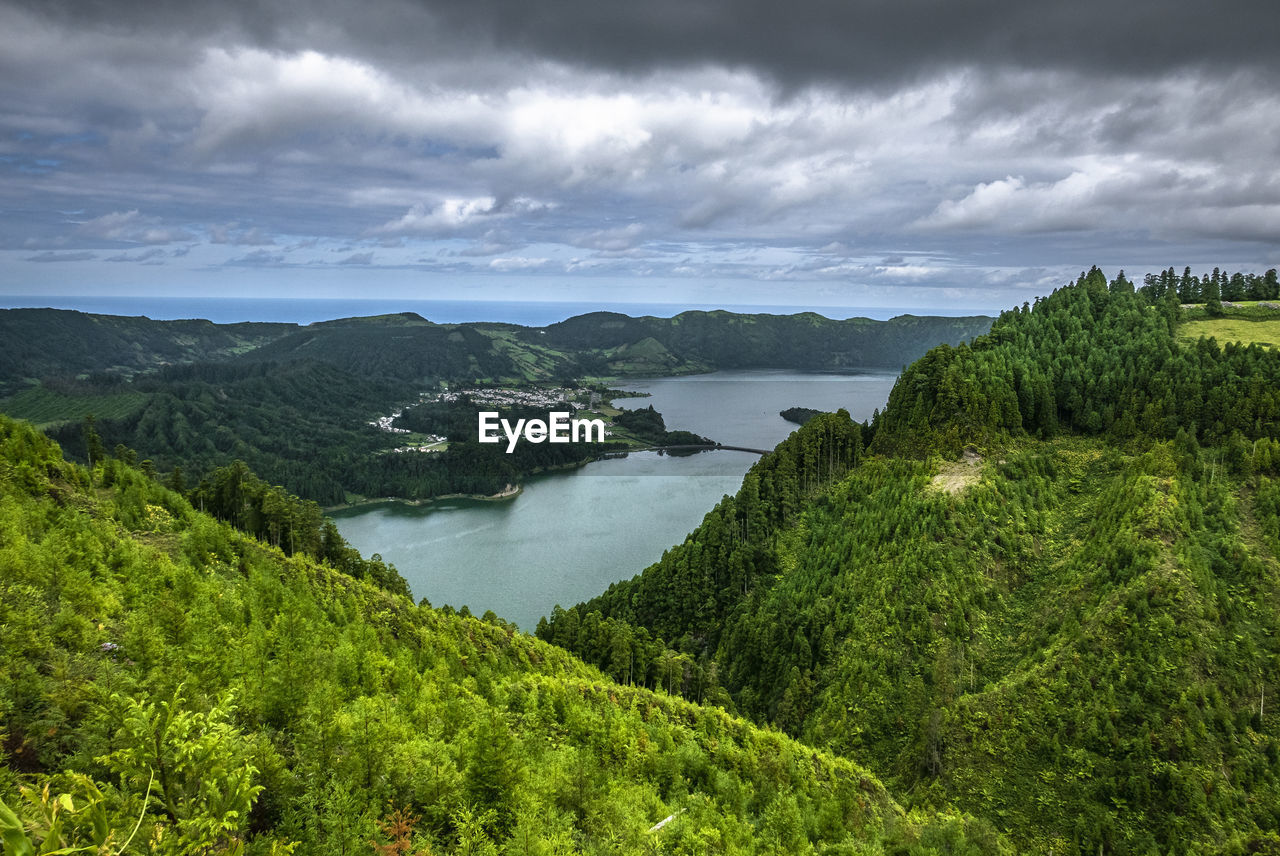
[
  {"left": 0, "top": 384, "right": 150, "bottom": 428},
  {"left": 1179, "top": 317, "right": 1280, "bottom": 349}
]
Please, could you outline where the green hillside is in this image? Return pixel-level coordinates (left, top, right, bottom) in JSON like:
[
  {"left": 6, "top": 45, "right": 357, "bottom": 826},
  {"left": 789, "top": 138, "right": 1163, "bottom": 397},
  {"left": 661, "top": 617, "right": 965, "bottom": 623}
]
[
  {"left": 0, "top": 309, "right": 294, "bottom": 397},
  {"left": 542, "top": 268, "right": 1280, "bottom": 854},
  {"left": 237, "top": 317, "right": 579, "bottom": 385},
  {"left": 9, "top": 270, "right": 1280, "bottom": 853},
  {"left": 1, "top": 307, "right": 991, "bottom": 507},
  {"left": 536, "top": 310, "right": 992, "bottom": 373},
  {"left": 0, "top": 415, "right": 1003, "bottom": 855},
  {"left": 0, "top": 385, "right": 150, "bottom": 429}
]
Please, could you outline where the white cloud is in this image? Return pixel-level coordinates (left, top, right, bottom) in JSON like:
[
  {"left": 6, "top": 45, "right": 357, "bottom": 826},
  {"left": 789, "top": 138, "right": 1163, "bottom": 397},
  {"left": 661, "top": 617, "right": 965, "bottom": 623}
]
[
  {"left": 572, "top": 223, "right": 646, "bottom": 252},
  {"left": 373, "top": 198, "right": 497, "bottom": 234},
  {"left": 75, "top": 210, "right": 192, "bottom": 244},
  {"left": 874, "top": 264, "right": 948, "bottom": 279},
  {"left": 225, "top": 249, "right": 286, "bottom": 267},
  {"left": 372, "top": 197, "right": 553, "bottom": 237},
  {"left": 105, "top": 247, "right": 171, "bottom": 263},
  {"left": 188, "top": 48, "right": 428, "bottom": 153},
  {"left": 916, "top": 152, "right": 1280, "bottom": 242},
  {"left": 489, "top": 257, "right": 551, "bottom": 271}
]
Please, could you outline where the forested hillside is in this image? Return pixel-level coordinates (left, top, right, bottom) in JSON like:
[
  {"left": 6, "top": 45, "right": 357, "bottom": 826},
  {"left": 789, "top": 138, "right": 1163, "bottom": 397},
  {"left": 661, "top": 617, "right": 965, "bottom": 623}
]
[
  {"left": 872, "top": 268, "right": 1280, "bottom": 456},
  {"left": 0, "top": 415, "right": 1003, "bottom": 854},
  {"left": 536, "top": 311, "right": 993, "bottom": 373},
  {"left": 542, "top": 267, "right": 1280, "bottom": 854},
  {"left": 0, "top": 309, "right": 293, "bottom": 398},
  {"left": 0, "top": 307, "right": 989, "bottom": 506}
]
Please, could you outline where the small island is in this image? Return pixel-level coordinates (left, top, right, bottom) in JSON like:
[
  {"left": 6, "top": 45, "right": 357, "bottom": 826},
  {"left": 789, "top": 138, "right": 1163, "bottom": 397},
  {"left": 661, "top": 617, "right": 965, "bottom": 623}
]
[{"left": 780, "top": 406, "right": 826, "bottom": 425}]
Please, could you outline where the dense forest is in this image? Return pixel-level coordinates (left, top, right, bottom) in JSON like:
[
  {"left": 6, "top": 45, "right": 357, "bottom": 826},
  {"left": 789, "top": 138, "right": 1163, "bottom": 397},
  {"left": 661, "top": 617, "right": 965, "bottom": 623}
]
[
  {"left": 0, "top": 308, "right": 990, "bottom": 506},
  {"left": 607, "top": 405, "right": 714, "bottom": 449},
  {"left": 541, "top": 267, "right": 1280, "bottom": 853},
  {"left": 0, "top": 415, "right": 1001, "bottom": 854},
  {"left": 871, "top": 268, "right": 1280, "bottom": 456}
]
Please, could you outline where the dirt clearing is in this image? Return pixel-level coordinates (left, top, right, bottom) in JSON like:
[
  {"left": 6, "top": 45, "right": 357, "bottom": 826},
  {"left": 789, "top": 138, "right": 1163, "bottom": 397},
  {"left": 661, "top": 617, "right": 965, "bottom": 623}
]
[{"left": 930, "top": 448, "right": 982, "bottom": 495}]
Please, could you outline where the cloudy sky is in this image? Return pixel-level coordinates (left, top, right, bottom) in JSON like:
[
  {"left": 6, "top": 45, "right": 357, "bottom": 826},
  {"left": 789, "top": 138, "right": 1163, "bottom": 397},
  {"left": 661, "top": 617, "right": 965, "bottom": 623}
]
[{"left": 1, "top": 0, "right": 1277, "bottom": 314}]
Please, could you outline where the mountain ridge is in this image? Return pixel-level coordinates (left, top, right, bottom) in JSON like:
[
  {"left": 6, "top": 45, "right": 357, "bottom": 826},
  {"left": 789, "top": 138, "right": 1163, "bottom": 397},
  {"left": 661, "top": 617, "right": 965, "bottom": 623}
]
[
  {"left": 541, "top": 267, "right": 1280, "bottom": 853},
  {"left": 0, "top": 306, "right": 991, "bottom": 505}
]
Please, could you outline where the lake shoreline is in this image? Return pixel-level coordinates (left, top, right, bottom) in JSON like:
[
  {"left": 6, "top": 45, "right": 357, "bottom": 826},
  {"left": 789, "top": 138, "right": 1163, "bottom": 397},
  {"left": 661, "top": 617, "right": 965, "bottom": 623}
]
[
  {"left": 325, "top": 445, "right": 729, "bottom": 514},
  {"left": 325, "top": 454, "right": 619, "bottom": 513},
  {"left": 326, "top": 483, "right": 523, "bottom": 513},
  {"left": 332, "top": 368, "right": 899, "bottom": 631}
]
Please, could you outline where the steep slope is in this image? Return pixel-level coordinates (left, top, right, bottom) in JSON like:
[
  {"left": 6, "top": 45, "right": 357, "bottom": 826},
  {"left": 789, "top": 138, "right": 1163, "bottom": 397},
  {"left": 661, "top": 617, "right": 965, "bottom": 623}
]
[
  {"left": 0, "top": 416, "right": 1004, "bottom": 855},
  {"left": 543, "top": 269, "right": 1280, "bottom": 854}
]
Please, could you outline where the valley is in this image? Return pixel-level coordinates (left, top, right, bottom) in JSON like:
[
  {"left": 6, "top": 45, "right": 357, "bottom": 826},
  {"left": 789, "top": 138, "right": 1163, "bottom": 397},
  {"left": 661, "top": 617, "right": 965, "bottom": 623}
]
[
  {"left": 5, "top": 268, "right": 1280, "bottom": 854},
  {"left": 0, "top": 307, "right": 989, "bottom": 507}
]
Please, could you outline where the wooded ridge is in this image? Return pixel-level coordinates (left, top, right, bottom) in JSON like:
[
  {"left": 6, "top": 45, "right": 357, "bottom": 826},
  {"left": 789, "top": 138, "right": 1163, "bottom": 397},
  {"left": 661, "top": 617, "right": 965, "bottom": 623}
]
[
  {"left": 541, "top": 267, "right": 1280, "bottom": 853},
  {"left": 0, "top": 308, "right": 990, "bottom": 506}
]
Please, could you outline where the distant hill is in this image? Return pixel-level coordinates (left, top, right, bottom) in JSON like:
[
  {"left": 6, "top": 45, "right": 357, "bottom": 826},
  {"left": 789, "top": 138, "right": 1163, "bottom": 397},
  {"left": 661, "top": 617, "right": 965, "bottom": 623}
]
[
  {"left": 536, "top": 309, "right": 993, "bottom": 373},
  {"left": 0, "top": 305, "right": 992, "bottom": 503},
  {"left": 0, "top": 305, "right": 992, "bottom": 391},
  {"left": 0, "top": 308, "right": 294, "bottom": 395},
  {"left": 223, "top": 309, "right": 993, "bottom": 382}
]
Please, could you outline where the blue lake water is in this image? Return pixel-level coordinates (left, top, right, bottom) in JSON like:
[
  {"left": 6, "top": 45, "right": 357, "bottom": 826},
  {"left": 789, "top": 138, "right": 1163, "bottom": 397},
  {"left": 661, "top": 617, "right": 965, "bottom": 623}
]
[{"left": 332, "top": 369, "right": 898, "bottom": 630}]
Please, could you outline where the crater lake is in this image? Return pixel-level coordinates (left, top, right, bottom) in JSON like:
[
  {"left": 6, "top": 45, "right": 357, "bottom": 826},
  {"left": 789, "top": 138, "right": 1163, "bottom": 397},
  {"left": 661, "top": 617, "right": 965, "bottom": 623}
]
[{"left": 332, "top": 369, "right": 898, "bottom": 629}]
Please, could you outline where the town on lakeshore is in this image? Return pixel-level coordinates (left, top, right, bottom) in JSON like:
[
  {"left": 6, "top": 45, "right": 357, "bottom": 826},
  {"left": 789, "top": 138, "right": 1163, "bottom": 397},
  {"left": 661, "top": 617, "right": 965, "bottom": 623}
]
[{"left": 433, "top": 385, "right": 601, "bottom": 410}]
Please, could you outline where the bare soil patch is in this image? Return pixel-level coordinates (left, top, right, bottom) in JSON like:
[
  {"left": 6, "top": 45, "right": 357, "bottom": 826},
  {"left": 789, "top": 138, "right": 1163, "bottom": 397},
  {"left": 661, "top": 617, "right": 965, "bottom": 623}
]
[{"left": 930, "top": 448, "right": 982, "bottom": 495}]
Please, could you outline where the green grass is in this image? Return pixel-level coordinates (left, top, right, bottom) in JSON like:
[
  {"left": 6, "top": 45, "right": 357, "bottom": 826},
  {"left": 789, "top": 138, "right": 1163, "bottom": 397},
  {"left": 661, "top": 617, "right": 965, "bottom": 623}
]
[
  {"left": 481, "top": 330, "right": 565, "bottom": 381},
  {"left": 1179, "top": 317, "right": 1280, "bottom": 349},
  {"left": 0, "top": 384, "right": 149, "bottom": 428}
]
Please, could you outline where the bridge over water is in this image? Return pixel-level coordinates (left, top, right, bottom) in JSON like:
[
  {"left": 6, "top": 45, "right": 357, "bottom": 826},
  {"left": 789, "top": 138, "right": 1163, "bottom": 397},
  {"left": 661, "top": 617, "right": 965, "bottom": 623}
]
[{"left": 629, "top": 443, "right": 772, "bottom": 456}]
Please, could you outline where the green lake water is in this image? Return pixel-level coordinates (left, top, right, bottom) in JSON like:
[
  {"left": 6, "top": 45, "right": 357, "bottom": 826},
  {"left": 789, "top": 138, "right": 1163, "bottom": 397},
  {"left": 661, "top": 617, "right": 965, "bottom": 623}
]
[{"left": 332, "top": 369, "right": 898, "bottom": 629}]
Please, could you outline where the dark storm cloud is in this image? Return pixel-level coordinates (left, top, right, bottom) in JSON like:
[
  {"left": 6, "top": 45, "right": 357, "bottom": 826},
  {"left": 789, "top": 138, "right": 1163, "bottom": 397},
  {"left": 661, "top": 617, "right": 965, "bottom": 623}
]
[
  {"left": 13, "top": 0, "right": 1280, "bottom": 88},
  {"left": 449, "top": 0, "right": 1280, "bottom": 89}
]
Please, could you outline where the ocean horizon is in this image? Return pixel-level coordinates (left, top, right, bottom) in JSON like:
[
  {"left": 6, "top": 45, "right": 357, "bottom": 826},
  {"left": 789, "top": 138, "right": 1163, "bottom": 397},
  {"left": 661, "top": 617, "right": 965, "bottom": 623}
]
[{"left": 0, "top": 295, "right": 997, "bottom": 326}]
